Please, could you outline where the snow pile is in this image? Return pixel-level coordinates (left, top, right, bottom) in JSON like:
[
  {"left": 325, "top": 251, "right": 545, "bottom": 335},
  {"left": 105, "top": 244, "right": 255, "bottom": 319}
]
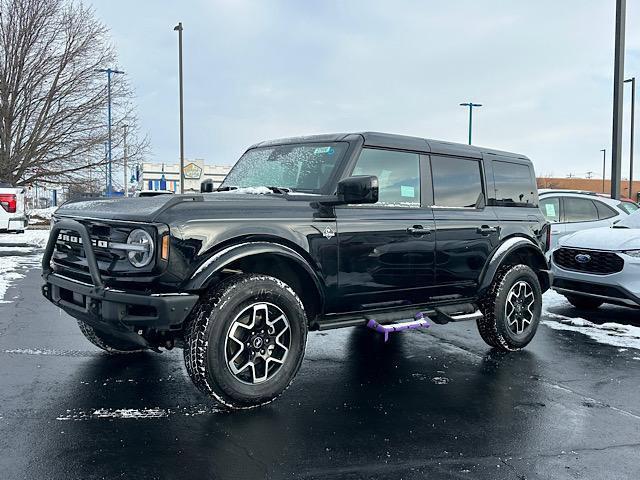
[
  {"left": 226, "top": 186, "right": 273, "bottom": 195},
  {"left": 542, "top": 290, "right": 640, "bottom": 351},
  {"left": 0, "top": 230, "right": 50, "bottom": 302},
  {"left": 29, "top": 207, "right": 57, "bottom": 224}
]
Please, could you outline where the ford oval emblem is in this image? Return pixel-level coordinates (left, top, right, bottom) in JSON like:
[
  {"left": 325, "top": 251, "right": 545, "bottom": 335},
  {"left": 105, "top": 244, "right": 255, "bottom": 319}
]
[{"left": 575, "top": 253, "right": 591, "bottom": 264}]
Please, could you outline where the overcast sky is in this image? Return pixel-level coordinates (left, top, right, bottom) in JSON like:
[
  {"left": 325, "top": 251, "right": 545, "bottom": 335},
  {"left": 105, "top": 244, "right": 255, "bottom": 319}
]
[{"left": 91, "top": 0, "right": 639, "bottom": 179}]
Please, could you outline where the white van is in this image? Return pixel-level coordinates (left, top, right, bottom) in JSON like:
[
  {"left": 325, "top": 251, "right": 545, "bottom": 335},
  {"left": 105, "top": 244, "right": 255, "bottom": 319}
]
[{"left": 0, "top": 181, "right": 28, "bottom": 232}]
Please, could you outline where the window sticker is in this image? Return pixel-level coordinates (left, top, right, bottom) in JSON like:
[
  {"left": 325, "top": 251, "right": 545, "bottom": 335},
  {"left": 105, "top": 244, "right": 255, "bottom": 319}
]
[
  {"left": 314, "top": 146, "right": 334, "bottom": 155},
  {"left": 545, "top": 203, "right": 556, "bottom": 218},
  {"left": 401, "top": 185, "right": 415, "bottom": 198}
]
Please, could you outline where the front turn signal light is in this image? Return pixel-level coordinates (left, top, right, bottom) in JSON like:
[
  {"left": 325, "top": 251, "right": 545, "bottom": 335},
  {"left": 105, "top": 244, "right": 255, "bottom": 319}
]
[{"left": 161, "top": 234, "right": 170, "bottom": 260}]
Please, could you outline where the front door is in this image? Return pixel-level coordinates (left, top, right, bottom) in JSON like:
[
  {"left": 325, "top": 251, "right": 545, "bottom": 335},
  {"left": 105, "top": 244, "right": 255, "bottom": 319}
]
[{"left": 335, "top": 148, "right": 435, "bottom": 311}]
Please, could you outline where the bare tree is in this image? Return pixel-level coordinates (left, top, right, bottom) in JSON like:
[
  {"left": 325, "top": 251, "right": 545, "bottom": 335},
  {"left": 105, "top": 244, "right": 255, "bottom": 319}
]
[{"left": 0, "top": 0, "right": 147, "bottom": 187}]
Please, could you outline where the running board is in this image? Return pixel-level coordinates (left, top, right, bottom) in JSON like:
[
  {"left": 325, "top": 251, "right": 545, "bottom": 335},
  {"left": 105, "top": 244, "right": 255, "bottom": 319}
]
[{"left": 316, "top": 303, "right": 482, "bottom": 331}]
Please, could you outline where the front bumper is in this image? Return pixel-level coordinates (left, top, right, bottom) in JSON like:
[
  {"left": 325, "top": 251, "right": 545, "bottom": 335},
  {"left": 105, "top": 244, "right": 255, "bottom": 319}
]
[
  {"left": 550, "top": 252, "right": 640, "bottom": 307},
  {"left": 41, "top": 219, "right": 199, "bottom": 344}
]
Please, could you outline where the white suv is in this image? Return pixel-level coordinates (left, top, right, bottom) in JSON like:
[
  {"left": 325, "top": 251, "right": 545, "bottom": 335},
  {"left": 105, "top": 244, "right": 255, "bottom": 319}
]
[
  {"left": 538, "top": 190, "right": 638, "bottom": 250},
  {"left": 0, "top": 181, "right": 28, "bottom": 233}
]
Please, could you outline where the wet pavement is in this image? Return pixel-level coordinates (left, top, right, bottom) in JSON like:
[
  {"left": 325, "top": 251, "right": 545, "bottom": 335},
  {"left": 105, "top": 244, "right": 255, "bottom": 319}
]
[{"left": 1, "top": 245, "right": 639, "bottom": 479}]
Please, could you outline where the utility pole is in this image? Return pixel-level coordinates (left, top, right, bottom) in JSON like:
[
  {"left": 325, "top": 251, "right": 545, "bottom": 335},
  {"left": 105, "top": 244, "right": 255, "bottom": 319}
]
[
  {"left": 610, "top": 0, "right": 626, "bottom": 199},
  {"left": 625, "top": 77, "right": 635, "bottom": 200},
  {"left": 174, "top": 22, "right": 185, "bottom": 194},
  {"left": 96, "top": 68, "right": 125, "bottom": 197},
  {"left": 459, "top": 102, "right": 482, "bottom": 145},
  {"left": 601, "top": 148, "right": 607, "bottom": 192},
  {"left": 104, "top": 141, "right": 108, "bottom": 195},
  {"left": 586, "top": 171, "right": 595, "bottom": 179},
  {"left": 123, "top": 124, "right": 129, "bottom": 197}
]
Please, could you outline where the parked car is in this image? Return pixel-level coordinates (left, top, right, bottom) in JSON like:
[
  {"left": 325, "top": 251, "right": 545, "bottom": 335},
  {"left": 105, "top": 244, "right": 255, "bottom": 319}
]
[
  {"left": 538, "top": 190, "right": 638, "bottom": 249},
  {"left": 0, "top": 180, "right": 28, "bottom": 233},
  {"left": 550, "top": 209, "right": 640, "bottom": 310},
  {"left": 41, "top": 132, "right": 551, "bottom": 409}
]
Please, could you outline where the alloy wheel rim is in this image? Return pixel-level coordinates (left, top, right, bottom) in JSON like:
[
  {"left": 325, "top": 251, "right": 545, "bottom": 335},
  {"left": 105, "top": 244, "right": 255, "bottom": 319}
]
[
  {"left": 224, "top": 302, "right": 291, "bottom": 385},
  {"left": 505, "top": 280, "right": 535, "bottom": 335}
]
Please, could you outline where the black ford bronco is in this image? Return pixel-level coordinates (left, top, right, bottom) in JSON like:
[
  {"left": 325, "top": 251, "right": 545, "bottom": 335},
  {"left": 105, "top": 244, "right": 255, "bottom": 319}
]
[{"left": 42, "top": 132, "right": 551, "bottom": 409}]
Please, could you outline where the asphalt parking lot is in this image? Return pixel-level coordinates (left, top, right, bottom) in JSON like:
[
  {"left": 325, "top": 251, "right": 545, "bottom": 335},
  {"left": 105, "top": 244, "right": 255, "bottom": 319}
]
[{"left": 1, "top": 240, "right": 639, "bottom": 480}]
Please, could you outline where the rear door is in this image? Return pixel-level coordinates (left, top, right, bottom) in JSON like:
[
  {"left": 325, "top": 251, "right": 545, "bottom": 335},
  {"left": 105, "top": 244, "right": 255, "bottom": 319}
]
[
  {"left": 430, "top": 155, "right": 499, "bottom": 293},
  {"left": 562, "top": 196, "right": 613, "bottom": 238},
  {"left": 335, "top": 148, "right": 436, "bottom": 310}
]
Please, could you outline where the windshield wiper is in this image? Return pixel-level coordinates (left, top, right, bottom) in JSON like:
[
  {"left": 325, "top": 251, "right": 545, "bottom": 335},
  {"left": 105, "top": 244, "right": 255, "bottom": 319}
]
[
  {"left": 266, "top": 186, "right": 292, "bottom": 194},
  {"left": 216, "top": 186, "right": 238, "bottom": 192}
]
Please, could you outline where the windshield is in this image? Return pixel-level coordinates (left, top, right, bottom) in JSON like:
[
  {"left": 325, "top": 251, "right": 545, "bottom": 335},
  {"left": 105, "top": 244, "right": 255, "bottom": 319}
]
[
  {"left": 618, "top": 201, "right": 639, "bottom": 214},
  {"left": 221, "top": 142, "right": 348, "bottom": 193},
  {"left": 615, "top": 209, "right": 640, "bottom": 228}
]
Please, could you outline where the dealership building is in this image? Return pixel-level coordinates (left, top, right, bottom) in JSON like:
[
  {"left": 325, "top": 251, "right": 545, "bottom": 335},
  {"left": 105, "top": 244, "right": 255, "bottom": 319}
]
[{"left": 139, "top": 160, "right": 232, "bottom": 193}]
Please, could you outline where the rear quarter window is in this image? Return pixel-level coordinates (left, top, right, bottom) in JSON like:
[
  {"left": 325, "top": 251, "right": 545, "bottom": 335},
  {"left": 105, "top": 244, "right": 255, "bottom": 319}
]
[{"left": 491, "top": 160, "right": 537, "bottom": 207}]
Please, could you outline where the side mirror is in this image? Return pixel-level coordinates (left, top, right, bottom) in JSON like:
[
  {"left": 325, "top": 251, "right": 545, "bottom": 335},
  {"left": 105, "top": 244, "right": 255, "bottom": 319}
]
[
  {"left": 201, "top": 179, "right": 215, "bottom": 193},
  {"left": 337, "top": 175, "right": 378, "bottom": 204}
]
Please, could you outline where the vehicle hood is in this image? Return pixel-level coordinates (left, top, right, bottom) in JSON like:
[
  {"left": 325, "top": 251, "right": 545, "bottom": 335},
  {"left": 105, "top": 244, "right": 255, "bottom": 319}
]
[
  {"left": 54, "top": 191, "right": 322, "bottom": 223},
  {"left": 559, "top": 226, "right": 640, "bottom": 251}
]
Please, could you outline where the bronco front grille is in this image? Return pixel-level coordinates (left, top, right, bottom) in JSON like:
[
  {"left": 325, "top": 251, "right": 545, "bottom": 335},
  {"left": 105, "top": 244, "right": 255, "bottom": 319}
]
[{"left": 553, "top": 248, "right": 623, "bottom": 275}]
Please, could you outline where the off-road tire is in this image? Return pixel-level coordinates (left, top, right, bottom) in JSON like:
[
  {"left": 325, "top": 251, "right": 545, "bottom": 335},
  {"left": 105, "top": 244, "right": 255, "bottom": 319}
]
[
  {"left": 183, "top": 274, "right": 308, "bottom": 410},
  {"left": 564, "top": 294, "right": 603, "bottom": 310},
  {"left": 77, "top": 320, "right": 145, "bottom": 354},
  {"left": 478, "top": 264, "right": 542, "bottom": 351}
]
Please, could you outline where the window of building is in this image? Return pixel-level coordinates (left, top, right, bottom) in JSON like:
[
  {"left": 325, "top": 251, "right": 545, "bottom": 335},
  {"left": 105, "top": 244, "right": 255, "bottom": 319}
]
[
  {"left": 351, "top": 148, "right": 421, "bottom": 207},
  {"left": 492, "top": 160, "right": 537, "bottom": 207},
  {"left": 431, "top": 156, "right": 483, "bottom": 208}
]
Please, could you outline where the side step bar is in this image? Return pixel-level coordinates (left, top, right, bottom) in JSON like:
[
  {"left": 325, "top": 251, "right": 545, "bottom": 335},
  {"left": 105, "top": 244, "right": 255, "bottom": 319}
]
[{"left": 316, "top": 303, "right": 483, "bottom": 331}]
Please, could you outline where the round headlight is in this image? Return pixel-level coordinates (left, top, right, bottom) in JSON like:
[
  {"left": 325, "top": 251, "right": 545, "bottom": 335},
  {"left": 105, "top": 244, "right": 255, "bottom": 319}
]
[{"left": 126, "top": 229, "right": 154, "bottom": 268}]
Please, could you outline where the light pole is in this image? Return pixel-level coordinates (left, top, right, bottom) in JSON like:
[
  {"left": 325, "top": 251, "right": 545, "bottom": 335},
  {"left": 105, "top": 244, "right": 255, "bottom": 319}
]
[
  {"left": 610, "top": 0, "right": 626, "bottom": 199},
  {"left": 103, "top": 141, "right": 108, "bottom": 195},
  {"left": 459, "top": 102, "right": 482, "bottom": 145},
  {"left": 625, "top": 77, "right": 635, "bottom": 200},
  {"left": 601, "top": 148, "right": 607, "bottom": 192},
  {"left": 123, "top": 124, "right": 129, "bottom": 197},
  {"left": 96, "top": 68, "right": 124, "bottom": 197},
  {"left": 174, "top": 22, "right": 185, "bottom": 194}
]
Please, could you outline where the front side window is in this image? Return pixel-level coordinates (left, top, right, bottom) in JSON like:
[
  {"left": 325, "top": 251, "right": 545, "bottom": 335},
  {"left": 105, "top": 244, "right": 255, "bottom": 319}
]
[
  {"left": 540, "top": 197, "right": 560, "bottom": 222},
  {"left": 431, "top": 156, "right": 483, "bottom": 208},
  {"left": 351, "top": 148, "right": 421, "bottom": 207},
  {"left": 492, "top": 160, "right": 537, "bottom": 207},
  {"left": 221, "top": 142, "right": 348, "bottom": 193},
  {"left": 563, "top": 197, "right": 598, "bottom": 222}
]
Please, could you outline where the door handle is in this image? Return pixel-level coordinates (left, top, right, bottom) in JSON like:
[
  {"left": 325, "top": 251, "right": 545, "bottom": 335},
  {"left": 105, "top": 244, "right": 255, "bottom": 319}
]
[
  {"left": 407, "top": 225, "right": 432, "bottom": 235},
  {"left": 477, "top": 225, "right": 498, "bottom": 235}
]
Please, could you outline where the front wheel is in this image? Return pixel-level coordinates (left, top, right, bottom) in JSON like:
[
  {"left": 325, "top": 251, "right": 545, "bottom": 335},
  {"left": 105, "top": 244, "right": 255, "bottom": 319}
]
[
  {"left": 477, "top": 264, "right": 542, "bottom": 351},
  {"left": 183, "top": 274, "right": 308, "bottom": 409}
]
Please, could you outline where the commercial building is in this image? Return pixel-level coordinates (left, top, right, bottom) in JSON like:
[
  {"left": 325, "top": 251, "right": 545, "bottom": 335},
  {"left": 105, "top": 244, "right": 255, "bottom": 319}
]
[{"left": 139, "top": 160, "right": 232, "bottom": 193}]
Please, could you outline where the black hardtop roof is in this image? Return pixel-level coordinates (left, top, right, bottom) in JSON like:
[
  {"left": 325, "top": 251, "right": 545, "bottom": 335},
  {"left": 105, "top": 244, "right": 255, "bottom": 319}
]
[{"left": 249, "top": 132, "right": 529, "bottom": 161}]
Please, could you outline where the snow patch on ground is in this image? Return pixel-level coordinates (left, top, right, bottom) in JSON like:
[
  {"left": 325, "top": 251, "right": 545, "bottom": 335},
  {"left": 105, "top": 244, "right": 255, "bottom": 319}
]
[
  {"left": 0, "top": 230, "right": 49, "bottom": 302},
  {"left": 56, "top": 404, "right": 222, "bottom": 421},
  {"left": 542, "top": 290, "right": 640, "bottom": 351}
]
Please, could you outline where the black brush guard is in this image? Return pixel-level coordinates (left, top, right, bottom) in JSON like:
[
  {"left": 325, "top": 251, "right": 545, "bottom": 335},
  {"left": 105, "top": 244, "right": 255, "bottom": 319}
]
[{"left": 41, "top": 219, "right": 199, "bottom": 347}]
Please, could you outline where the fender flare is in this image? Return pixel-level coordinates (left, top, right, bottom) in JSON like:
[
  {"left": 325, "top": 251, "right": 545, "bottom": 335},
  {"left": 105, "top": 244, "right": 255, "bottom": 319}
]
[
  {"left": 478, "top": 236, "right": 550, "bottom": 295},
  {"left": 185, "top": 241, "right": 326, "bottom": 306}
]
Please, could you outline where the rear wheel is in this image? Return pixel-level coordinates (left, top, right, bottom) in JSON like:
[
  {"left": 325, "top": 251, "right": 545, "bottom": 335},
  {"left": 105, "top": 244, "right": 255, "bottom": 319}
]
[
  {"left": 183, "top": 274, "right": 308, "bottom": 409},
  {"left": 478, "top": 264, "right": 542, "bottom": 351},
  {"left": 77, "top": 320, "right": 145, "bottom": 354},
  {"left": 564, "top": 294, "right": 603, "bottom": 310}
]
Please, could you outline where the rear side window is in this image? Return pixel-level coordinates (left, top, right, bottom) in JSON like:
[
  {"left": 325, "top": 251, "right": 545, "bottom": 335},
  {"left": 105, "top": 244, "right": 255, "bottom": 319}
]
[
  {"left": 594, "top": 201, "right": 617, "bottom": 220},
  {"left": 431, "top": 156, "right": 483, "bottom": 208},
  {"left": 540, "top": 197, "right": 559, "bottom": 222},
  {"left": 563, "top": 197, "right": 598, "bottom": 222},
  {"left": 351, "top": 148, "right": 421, "bottom": 207},
  {"left": 492, "top": 160, "right": 537, "bottom": 207}
]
